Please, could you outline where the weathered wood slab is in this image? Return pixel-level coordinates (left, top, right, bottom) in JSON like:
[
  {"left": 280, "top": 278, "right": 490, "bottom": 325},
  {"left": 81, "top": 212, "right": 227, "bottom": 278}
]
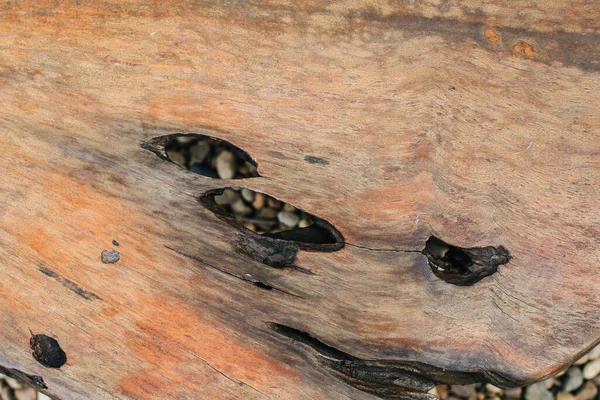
[{"left": 0, "top": 1, "right": 599, "bottom": 399}]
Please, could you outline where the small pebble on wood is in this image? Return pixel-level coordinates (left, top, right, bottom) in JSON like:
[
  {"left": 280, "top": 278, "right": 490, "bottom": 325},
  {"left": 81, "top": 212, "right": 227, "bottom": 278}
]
[{"left": 101, "top": 250, "right": 120, "bottom": 264}]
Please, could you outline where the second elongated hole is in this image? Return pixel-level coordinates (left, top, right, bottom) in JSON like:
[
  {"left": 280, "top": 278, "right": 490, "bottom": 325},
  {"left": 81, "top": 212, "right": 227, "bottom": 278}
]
[
  {"left": 214, "top": 188, "right": 314, "bottom": 234},
  {"left": 201, "top": 188, "right": 344, "bottom": 250}
]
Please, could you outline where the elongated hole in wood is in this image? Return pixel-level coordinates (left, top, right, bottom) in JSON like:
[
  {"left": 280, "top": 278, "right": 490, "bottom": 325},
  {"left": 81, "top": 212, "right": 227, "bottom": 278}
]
[
  {"left": 200, "top": 188, "right": 344, "bottom": 250},
  {"left": 142, "top": 133, "right": 259, "bottom": 179}
]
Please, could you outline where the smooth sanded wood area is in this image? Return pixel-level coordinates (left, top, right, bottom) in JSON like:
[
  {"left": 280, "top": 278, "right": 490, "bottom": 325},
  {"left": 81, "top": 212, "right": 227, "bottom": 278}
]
[{"left": 0, "top": 1, "right": 599, "bottom": 399}]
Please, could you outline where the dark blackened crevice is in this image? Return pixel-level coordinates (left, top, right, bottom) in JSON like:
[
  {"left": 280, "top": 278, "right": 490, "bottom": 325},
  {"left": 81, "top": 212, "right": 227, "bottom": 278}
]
[
  {"left": 266, "top": 322, "right": 437, "bottom": 399},
  {"left": 422, "top": 236, "right": 511, "bottom": 285},
  {"left": 164, "top": 245, "right": 303, "bottom": 297},
  {"left": 200, "top": 188, "right": 344, "bottom": 254},
  {"left": 29, "top": 331, "right": 67, "bottom": 369},
  {"left": 304, "top": 155, "right": 329, "bottom": 165},
  {"left": 141, "top": 133, "right": 259, "bottom": 179},
  {"left": 39, "top": 267, "right": 101, "bottom": 301},
  {"left": 266, "top": 322, "right": 520, "bottom": 399}
]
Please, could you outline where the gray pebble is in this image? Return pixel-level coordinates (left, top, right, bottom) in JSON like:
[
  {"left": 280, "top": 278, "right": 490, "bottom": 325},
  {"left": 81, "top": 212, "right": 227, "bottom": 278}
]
[
  {"left": 216, "top": 150, "right": 236, "bottom": 179},
  {"left": 277, "top": 211, "right": 300, "bottom": 228},
  {"left": 231, "top": 199, "right": 252, "bottom": 216},
  {"left": 525, "top": 382, "right": 553, "bottom": 400},
  {"left": 189, "top": 141, "right": 210, "bottom": 165},
  {"left": 101, "top": 250, "right": 120, "bottom": 264},
  {"left": 564, "top": 367, "right": 584, "bottom": 392},
  {"left": 505, "top": 387, "right": 523, "bottom": 399},
  {"left": 450, "top": 384, "right": 477, "bottom": 398},
  {"left": 258, "top": 208, "right": 278, "bottom": 220},
  {"left": 241, "top": 188, "right": 255, "bottom": 203}
]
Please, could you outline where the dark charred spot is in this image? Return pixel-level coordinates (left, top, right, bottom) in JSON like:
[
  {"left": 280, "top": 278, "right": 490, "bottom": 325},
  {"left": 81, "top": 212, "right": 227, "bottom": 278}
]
[
  {"left": 30, "top": 332, "right": 67, "bottom": 369},
  {"left": 422, "top": 236, "right": 511, "bottom": 285}
]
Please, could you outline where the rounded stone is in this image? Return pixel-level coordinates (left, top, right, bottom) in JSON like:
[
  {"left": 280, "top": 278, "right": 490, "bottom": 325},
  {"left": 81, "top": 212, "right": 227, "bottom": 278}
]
[
  {"left": 100, "top": 249, "right": 120, "bottom": 264},
  {"left": 216, "top": 150, "right": 236, "bottom": 179},
  {"left": 278, "top": 211, "right": 300, "bottom": 228},
  {"left": 563, "top": 367, "right": 584, "bottom": 392},
  {"left": 588, "top": 344, "right": 600, "bottom": 360},
  {"left": 582, "top": 358, "right": 600, "bottom": 380},
  {"left": 556, "top": 392, "right": 576, "bottom": 400}
]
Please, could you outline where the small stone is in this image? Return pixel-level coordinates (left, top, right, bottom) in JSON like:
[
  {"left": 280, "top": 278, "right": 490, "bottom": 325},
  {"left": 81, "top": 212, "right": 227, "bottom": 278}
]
[
  {"left": 243, "top": 222, "right": 256, "bottom": 231},
  {"left": 282, "top": 203, "right": 296, "bottom": 212},
  {"left": 37, "top": 393, "right": 52, "bottom": 400},
  {"left": 556, "top": 392, "right": 576, "bottom": 400},
  {"left": 216, "top": 150, "right": 236, "bottom": 179},
  {"left": 215, "top": 189, "right": 240, "bottom": 206},
  {"left": 451, "top": 384, "right": 477, "bottom": 399},
  {"left": 168, "top": 150, "right": 186, "bottom": 167},
  {"left": 176, "top": 136, "right": 196, "bottom": 144},
  {"left": 485, "top": 384, "right": 503, "bottom": 394},
  {"left": 575, "top": 354, "right": 590, "bottom": 365},
  {"left": 504, "top": 387, "right": 522, "bottom": 399},
  {"left": 583, "top": 358, "right": 600, "bottom": 380},
  {"left": 1, "top": 385, "right": 12, "bottom": 400},
  {"left": 252, "top": 193, "right": 266, "bottom": 210},
  {"left": 101, "top": 250, "right": 120, "bottom": 264},
  {"left": 5, "top": 377, "right": 22, "bottom": 389},
  {"left": 258, "top": 208, "right": 278, "bottom": 220},
  {"left": 241, "top": 188, "right": 255, "bottom": 203},
  {"left": 231, "top": 199, "right": 252, "bottom": 216},
  {"left": 436, "top": 385, "right": 449, "bottom": 399},
  {"left": 298, "top": 218, "right": 312, "bottom": 228},
  {"left": 428, "top": 387, "right": 438, "bottom": 397},
  {"left": 588, "top": 344, "right": 600, "bottom": 360},
  {"left": 593, "top": 375, "right": 600, "bottom": 386},
  {"left": 575, "top": 381, "right": 597, "bottom": 400},
  {"left": 278, "top": 211, "right": 300, "bottom": 228},
  {"left": 267, "top": 198, "right": 282, "bottom": 210},
  {"left": 112, "top": 239, "right": 119, "bottom": 246},
  {"left": 14, "top": 388, "right": 36, "bottom": 400},
  {"left": 564, "top": 367, "right": 584, "bottom": 392},
  {"left": 189, "top": 141, "right": 210, "bottom": 165},
  {"left": 525, "top": 382, "right": 553, "bottom": 400},
  {"left": 238, "top": 163, "right": 250, "bottom": 175},
  {"left": 543, "top": 377, "right": 556, "bottom": 389}
]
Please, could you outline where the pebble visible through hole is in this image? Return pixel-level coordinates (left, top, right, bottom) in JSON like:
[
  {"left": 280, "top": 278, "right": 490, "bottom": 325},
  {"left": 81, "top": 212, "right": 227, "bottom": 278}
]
[
  {"left": 29, "top": 331, "right": 67, "bottom": 369},
  {"left": 101, "top": 249, "right": 120, "bottom": 264}
]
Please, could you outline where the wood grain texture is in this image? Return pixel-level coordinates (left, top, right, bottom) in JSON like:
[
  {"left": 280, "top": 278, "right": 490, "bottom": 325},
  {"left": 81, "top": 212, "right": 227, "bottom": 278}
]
[{"left": 0, "top": 1, "right": 599, "bottom": 398}]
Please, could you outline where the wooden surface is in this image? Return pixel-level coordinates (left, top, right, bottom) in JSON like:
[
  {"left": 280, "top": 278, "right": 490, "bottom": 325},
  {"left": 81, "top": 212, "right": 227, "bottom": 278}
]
[{"left": 0, "top": 1, "right": 599, "bottom": 399}]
